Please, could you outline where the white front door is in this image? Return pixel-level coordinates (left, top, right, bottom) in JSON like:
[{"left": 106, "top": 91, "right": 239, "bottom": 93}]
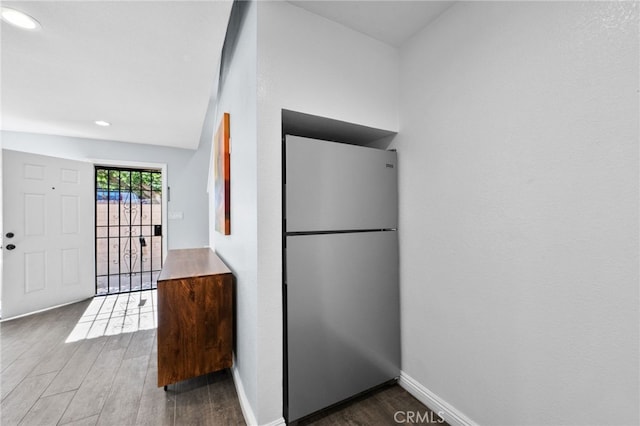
[{"left": 2, "top": 150, "right": 94, "bottom": 319}]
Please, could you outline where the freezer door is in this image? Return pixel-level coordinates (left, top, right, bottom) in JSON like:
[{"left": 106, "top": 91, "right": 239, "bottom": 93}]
[
  {"left": 285, "top": 135, "right": 398, "bottom": 232},
  {"left": 286, "top": 231, "right": 400, "bottom": 421}
]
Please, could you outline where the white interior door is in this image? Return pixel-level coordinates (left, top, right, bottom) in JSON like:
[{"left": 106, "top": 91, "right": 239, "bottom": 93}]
[{"left": 2, "top": 150, "right": 94, "bottom": 319}]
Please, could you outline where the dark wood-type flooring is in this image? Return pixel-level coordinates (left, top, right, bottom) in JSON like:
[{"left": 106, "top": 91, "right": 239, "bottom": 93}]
[
  {"left": 1, "top": 295, "right": 244, "bottom": 426},
  {"left": 2, "top": 294, "right": 445, "bottom": 425},
  {"left": 298, "top": 384, "right": 448, "bottom": 426}
]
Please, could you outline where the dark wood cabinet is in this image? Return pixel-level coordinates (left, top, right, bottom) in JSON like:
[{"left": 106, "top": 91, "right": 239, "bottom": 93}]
[{"left": 157, "top": 248, "right": 233, "bottom": 388}]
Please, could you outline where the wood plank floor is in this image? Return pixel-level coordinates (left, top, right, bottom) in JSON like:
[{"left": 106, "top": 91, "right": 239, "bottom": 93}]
[
  {"left": 0, "top": 292, "right": 244, "bottom": 426},
  {"left": 297, "top": 384, "right": 448, "bottom": 426},
  {"left": 2, "top": 292, "right": 445, "bottom": 426}
]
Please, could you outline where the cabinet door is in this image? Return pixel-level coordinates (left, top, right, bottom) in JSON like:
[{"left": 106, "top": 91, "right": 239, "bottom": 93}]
[{"left": 157, "top": 275, "right": 232, "bottom": 387}]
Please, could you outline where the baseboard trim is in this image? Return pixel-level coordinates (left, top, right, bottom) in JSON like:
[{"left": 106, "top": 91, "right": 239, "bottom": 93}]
[
  {"left": 230, "top": 360, "right": 286, "bottom": 426},
  {"left": 399, "top": 371, "right": 477, "bottom": 426},
  {"left": 231, "top": 360, "right": 258, "bottom": 426},
  {"left": 262, "top": 417, "right": 286, "bottom": 426},
  {"left": 0, "top": 296, "right": 92, "bottom": 322}
]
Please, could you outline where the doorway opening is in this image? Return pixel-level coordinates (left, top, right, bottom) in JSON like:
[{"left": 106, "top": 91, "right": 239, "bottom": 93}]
[{"left": 95, "top": 166, "right": 163, "bottom": 295}]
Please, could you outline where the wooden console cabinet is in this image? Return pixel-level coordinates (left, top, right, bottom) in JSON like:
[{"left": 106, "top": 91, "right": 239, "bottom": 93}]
[{"left": 157, "top": 248, "right": 233, "bottom": 388}]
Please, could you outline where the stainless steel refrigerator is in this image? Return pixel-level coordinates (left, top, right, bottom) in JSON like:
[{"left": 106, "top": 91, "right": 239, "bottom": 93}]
[{"left": 284, "top": 135, "right": 400, "bottom": 422}]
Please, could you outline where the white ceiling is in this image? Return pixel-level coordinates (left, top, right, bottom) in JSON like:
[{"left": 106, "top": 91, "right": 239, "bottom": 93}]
[
  {"left": 1, "top": 1, "right": 453, "bottom": 151},
  {"left": 1, "top": 1, "right": 232, "bottom": 150},
  {"left": 288, "top": 1, "right": 454, "bottom": 47}
]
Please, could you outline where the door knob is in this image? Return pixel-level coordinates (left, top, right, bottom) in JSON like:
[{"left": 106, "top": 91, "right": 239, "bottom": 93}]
[
  {"left": 5, "top": 232, "right": 14, "bottom": 238},
  {"left": 6, "top": 244, "right": 16, "bottom": 250}
]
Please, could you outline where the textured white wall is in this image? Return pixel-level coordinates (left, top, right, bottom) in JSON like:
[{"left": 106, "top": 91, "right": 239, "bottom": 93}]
[
  {"left": 256, "top": 1, "right": 399, "bottom": 423},
  {"left": 0, "top": 141, "right": 3, "bottom": 309},
  {"left": 257, "top": 2, "right": 399, "bottom": 131},
  {"left": 208, "top": 1, "right": 260, "bottom": 421},
  {"left": 393, "top": 2, "right": 639, "bottom": 425},
  {"left": 1, "top": 130, "right": 209, "bottom": 250}
]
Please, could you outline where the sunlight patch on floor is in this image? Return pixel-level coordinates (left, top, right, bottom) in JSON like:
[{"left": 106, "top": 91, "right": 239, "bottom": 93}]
[{"left": 66, "top": 289, "right": 157, "bottom": 343}]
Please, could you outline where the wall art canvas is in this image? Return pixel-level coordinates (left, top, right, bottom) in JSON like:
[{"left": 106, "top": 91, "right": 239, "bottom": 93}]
[{"left": 214, "top": 112, "right": 231, "bottom": 235}]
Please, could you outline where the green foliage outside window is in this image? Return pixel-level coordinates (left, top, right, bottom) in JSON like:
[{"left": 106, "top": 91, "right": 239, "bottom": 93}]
[{"left": 96, "top": 168, "right": 162, "bottom": 203}]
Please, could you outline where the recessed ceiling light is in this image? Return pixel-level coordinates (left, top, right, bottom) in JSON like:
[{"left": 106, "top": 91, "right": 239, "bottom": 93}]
[
  {"left": 1, "top": 7, "right": 41, "bottom": 30},
  {"left": 95, "top": 120, "right": 111, "bottom": 127}
]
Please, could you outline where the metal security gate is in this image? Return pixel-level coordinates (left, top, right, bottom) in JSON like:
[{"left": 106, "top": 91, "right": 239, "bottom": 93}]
[{"left": 95, "top": 167, "right": 163, "bottom": 295}]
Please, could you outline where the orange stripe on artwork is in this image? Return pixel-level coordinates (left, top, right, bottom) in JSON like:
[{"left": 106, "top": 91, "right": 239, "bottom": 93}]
[{"left": 214, "top": 112, "right": 231, "bottom": 235}]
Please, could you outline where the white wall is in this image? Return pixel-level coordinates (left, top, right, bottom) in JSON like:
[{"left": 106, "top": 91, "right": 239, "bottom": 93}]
[
  {"left": 2, "top": 131, "right": 209, "bottom": 250},
  {"left": 0, "top": 140, "right": 3, "bottom": 312},
  {"left": 210, "top": 2, "right": 398, "bottom": 423},
  {"left": 393, "top": 2, "right": 639, "bottom": 425},
  {"left": 209, "top": 0, "right": 259, "bottom": 423}
]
